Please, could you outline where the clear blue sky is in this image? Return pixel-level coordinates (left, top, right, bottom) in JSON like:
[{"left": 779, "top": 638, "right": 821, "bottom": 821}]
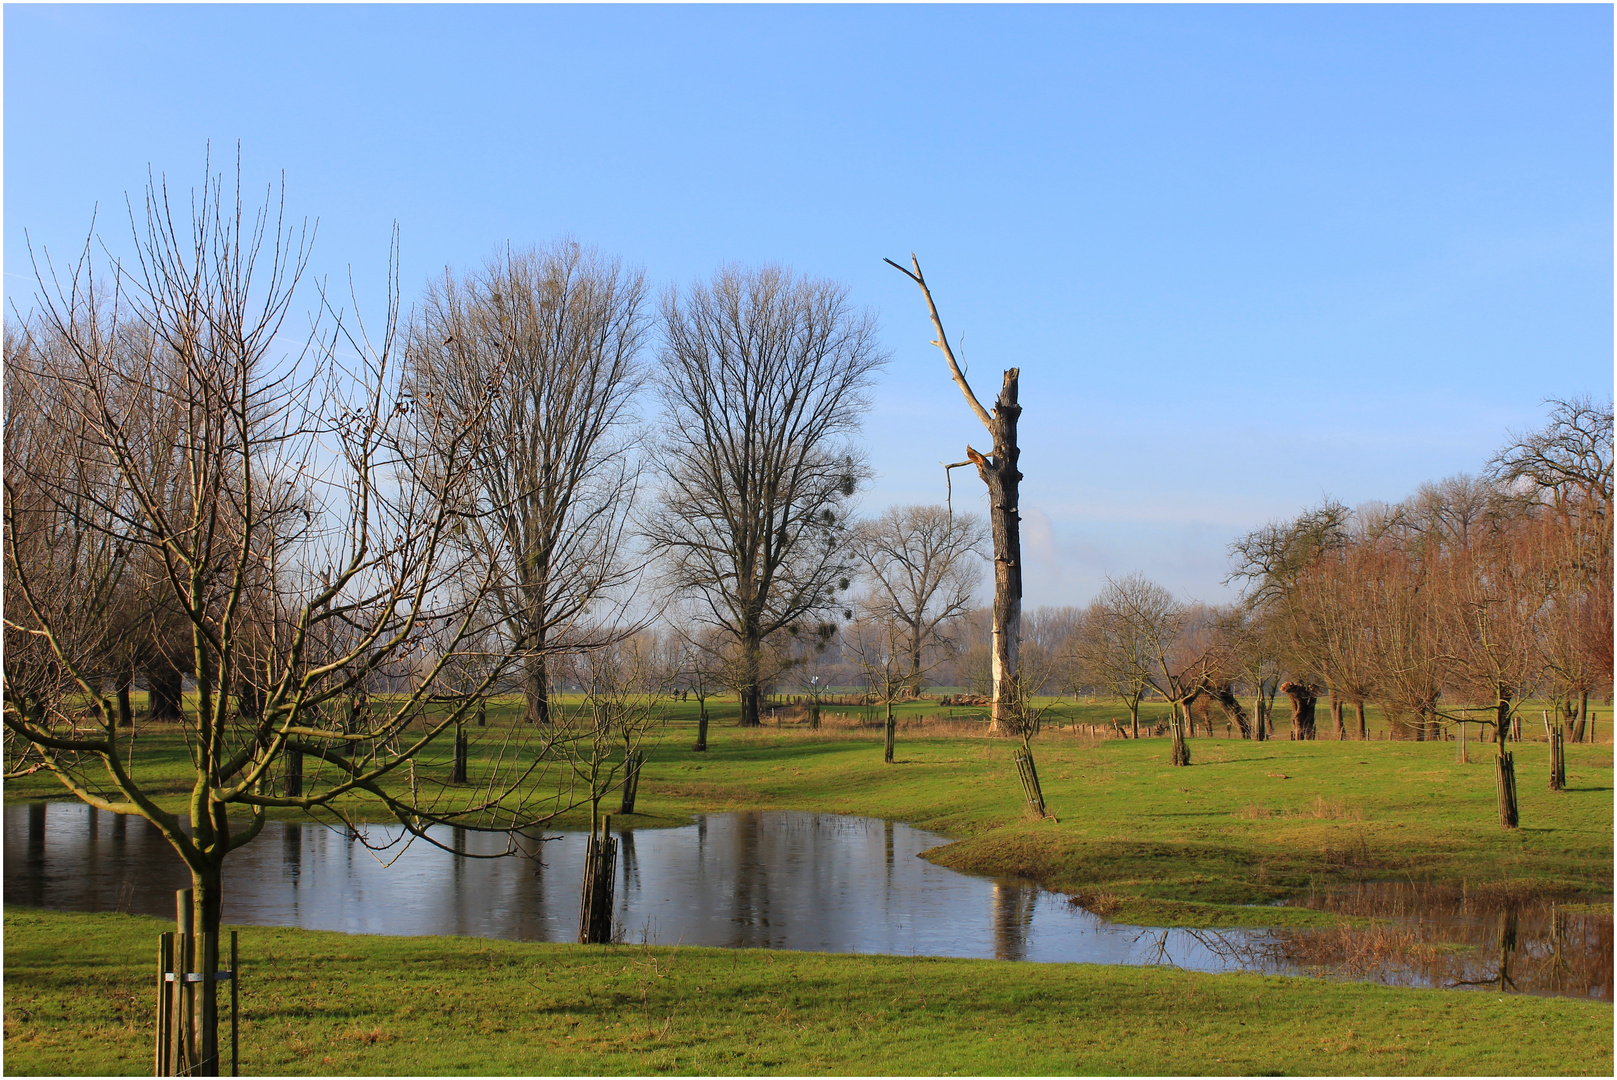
[{"left": 6, "top": 4, "right": 1611, "bottom": 608}]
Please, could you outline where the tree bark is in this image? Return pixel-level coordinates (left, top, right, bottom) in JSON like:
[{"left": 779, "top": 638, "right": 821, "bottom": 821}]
[
  {"left": 974, "top": 370, "right": 1023, "bottom": 736},
  {"left": 694, "top": 696, "right": 710, "bottom": 751},
  {"left": 884, "top": 701, "right": 896, "bottom": 763},
  {"left": 524, "top": 654, "right": 551, "bottom": 726},
  {"left": 1356, "top": 699, "right": 1367, "bottom": 740},
  {"left": 739, "top": 635, "right": 763, "bottom": 727},
  {"left": 147, "top": 667, "right": 184, "bottom": 723},
  {"left": 1280, "top": 682, "right": 1318, "bottom": 740}
]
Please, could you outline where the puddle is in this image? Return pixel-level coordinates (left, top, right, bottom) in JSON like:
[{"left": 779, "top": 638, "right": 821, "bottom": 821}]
[{"left": 5, "top": 802, "right": 1610, "bottom": 999}]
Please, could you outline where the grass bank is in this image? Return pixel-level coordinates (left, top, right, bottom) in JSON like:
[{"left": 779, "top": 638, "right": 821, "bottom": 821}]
[{"left": 5, "top": 909, "right": 1610, "bottom": 1077}]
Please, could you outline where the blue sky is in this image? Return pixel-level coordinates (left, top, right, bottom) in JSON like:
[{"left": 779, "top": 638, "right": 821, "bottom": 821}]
[{"left": 5, "top": 4, "right": 1611, "bottom": 608}]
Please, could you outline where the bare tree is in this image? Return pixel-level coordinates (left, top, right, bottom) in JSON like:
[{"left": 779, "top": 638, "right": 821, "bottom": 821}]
[
  {"left": 851, "top": 505, "right": 985, "bottom": 698},
  {"left": 885, "top": 255, "right": 1023, "bottom": 734},
  {"left": 846, "top": 612, "right": 910, "bottom": 763},
  {"left": 406, "top": 241, "right": 649, "bottom": 726},
  {"left": 1072, "top": 595, "right": 1156, "bottom": 739},
  {"left": 3, "top": 166, "right": 583, "bottom": 1072},
  {"left": 648, "top": 265, "right": 884, "bottom": 728}
]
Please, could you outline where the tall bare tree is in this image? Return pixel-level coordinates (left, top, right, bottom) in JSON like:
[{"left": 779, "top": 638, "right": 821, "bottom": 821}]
[
  {"left": 648, "top": 266, "right": 884, "bottom": 728},
  {"left": 406, "top": 241, "right": 649, "bottom": 726},
  {"left": 886, "top": 255, "right": 1023, "bottom": 734},
  {"left": 852, "top": 505, "right": 985, "bottom": 698}
]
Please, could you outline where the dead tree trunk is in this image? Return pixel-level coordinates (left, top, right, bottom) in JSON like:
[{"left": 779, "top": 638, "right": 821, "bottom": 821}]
[{"left": 887, "top": 255, "right": 1022, "bottom": 735}]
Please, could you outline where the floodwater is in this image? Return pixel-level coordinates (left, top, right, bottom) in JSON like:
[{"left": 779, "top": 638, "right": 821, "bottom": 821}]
[
  {"left": 5, "top": 802, "right": 1610, "bottom": 999},
  {"left": 1271, "top": 881, "right": 1612, "bottom": 1001}
]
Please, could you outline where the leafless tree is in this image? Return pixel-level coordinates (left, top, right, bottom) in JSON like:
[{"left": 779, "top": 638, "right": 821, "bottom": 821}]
[
  {"left": 851, "top": 505, "right": 985, "bottom": 698},
  {"left": 648, "top": 265, "right": 884, "bottom": 727},
  {"left": 406, "top": 241, "right": 649, "bottom": 726},
  {"left": 3, "top": 165, "right": 585, "bottom": 1070},
  {"left": 846, "top": 612, "right": 911, "bottom": 763},
  {"left": 886, "top": 256, "right": 1023, "bottom": 734},
  {"left": 1072, "top": 596, "right": 1155, "bottom": 738}
]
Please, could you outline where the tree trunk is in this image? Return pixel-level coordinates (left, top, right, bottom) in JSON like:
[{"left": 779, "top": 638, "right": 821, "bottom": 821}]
[
  {"left": 1330, "top": 693, "right": 1345, "bottom": 739},
  {"left": 116, "top": 674, "right": 134, "bottom": 729},
  {"left": 148, "top": 667, "right": 184, "bottom": 723},
  {"left": 739, "top": 637, "right": 763, "bottom": 727},
  {"left": 1171, "top": 716, "right": 1191, "bottom": 766},
  {"left": 1253, "top": 695, "right": 1266, "bottom": 741},
  {"left": 524, "top": 654, "right": 551, "bottom": 726},
  {"left": 1574, "top": 690, "right": 1588, "bottom": 743},
  {"left": 188, "top": 866, "right": 225, "bottom": 1076},
  {"left": 1128, "top": 700, "right": 1140, "bottom": 739},
  {"left": 694, "top": 696, "right": 710, "bottom": 751},
  {"left": 1495, "top": 691, "right": 1511, "bottom": 753},
  {"left": 884, "top": 701, "right": 896, "bottom": 763},
  {"left": 981, "top": 370, "right": 1022, "bottom": 735},
  {"left": 1356, "top": 700, "right": 1367, "bottom": 740},
  {"left": 1495, "top": 751, "right": 1519, "bottom": 829},
  {"left": 1280, "top": 682, "right": 1318, "bottom": 740}
]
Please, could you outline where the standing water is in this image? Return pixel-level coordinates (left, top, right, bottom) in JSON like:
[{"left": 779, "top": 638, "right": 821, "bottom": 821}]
[{"left": 4, "top": 801, "right": 1608, "bottom": 999}]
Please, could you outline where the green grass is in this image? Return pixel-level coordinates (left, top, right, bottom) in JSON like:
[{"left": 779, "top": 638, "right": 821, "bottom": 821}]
[{"left": 4, "top": 908, "right": 1610, "bottom": 1077}]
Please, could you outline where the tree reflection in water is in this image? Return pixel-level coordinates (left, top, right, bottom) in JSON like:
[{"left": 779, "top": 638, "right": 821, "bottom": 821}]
[{"left": 1264, "top": 884, "right": 1611, "bottom": 1000}]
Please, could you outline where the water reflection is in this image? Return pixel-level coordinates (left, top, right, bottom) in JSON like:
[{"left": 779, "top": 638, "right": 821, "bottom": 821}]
[
  {"left": 1271, "top": 882, "right": 1612, "bottom": 1000},
  {"left": 6, "top": 803, "right": 1260, "bottom": 972},
  {"left": 5, "top": 803, "right": 1609, "bottom": 999}
]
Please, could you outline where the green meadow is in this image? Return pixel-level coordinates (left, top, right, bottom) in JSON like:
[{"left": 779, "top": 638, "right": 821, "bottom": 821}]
[{"left": 6, "top": 694, "right": 1611, "bottom": 1074}]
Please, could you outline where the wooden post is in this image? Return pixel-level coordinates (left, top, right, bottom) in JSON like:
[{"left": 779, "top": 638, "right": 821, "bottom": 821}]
[
  {"left": 1013, "top": 747, "right": 1046, "bottom": 817},
  {"left": 1457, "top": 720, "right": 1467, "bottom": 763},
  {"left": 1549, "top": 730, "right": 1565, "bottom": 791},
  {"left": 200, "top": 930, "right": 219, "bottom": 1075},
  {"left": 156, "top": 931, "right": 174, "bottom": 1076},
  {"left": 173, "top": 890, "right": 193, "bottom": 1076},
  {"left": 578, "top": 815, "right": 618, "bottom": 944},
  {"left": 229, "top": 931, "right": 238, "bottom": 1077}
]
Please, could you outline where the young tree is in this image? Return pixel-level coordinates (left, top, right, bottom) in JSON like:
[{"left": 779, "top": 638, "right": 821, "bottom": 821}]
[
  {"left": 648, "top": 266, "right": 884, "bottom": 727},
  {"left": 1072, "top": 598, "right": 1154, "bottom": 738},
  {"left": 846, "top": 612, "right": 910, "bottom": 763},
  {"left": 886, "top": 256, "right": 1024, "bottom": 734},
  {"left": 3, "top": 166, "right": 581, "bottom": 1071},
  {"left": 851, "top": 505, "right": 985, "bottom": 698},
  {"left": 406, "top": 241, "right": 649, "bottom": 726}
]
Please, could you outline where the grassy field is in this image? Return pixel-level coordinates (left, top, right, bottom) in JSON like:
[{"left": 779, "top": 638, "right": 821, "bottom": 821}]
[
  {"left": 6, "top": 695, "right": 1612, "bottom": 1075},
  {"left": 8, "top": 693, "right": 1612, "bottom": 926},
  {"left": 4, "top": 908, "right": 1612, "bottom": 1077}
]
